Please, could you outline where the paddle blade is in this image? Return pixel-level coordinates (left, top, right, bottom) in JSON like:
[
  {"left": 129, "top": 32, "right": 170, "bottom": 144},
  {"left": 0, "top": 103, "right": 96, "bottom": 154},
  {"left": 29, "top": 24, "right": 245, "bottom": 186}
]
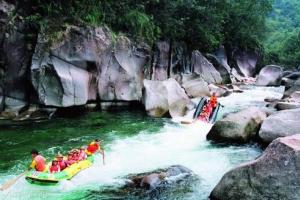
[
  {"left": 180, "top": 120, "right": 193, "bottom": 124},
  {"left": 0, "top": 172, "right": 25, "bottom": 191}
]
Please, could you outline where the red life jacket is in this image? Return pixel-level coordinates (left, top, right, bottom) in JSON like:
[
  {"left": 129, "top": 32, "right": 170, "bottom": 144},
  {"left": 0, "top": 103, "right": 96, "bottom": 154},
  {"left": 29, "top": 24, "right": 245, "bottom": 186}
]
[
  {"left": 50, "top": 165, "right": 60, "bottom": 173},
  {"left": 58, "top": 160, "right": 67, "bottom": 170},
  {"left": 87, "top": 142, "right": 99, "bottom": 154},
  {"left": 35, "top": 155, "right": 46, "bottom": 172}
]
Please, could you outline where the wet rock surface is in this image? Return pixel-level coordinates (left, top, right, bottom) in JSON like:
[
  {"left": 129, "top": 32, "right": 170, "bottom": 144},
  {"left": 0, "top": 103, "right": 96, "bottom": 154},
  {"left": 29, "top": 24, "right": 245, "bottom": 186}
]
[
  {"left": 88, "top": 165, "right": 200, "bottom": 200},
  {"left": 210, "top": 134, "right": 300, "bottom": 200}
]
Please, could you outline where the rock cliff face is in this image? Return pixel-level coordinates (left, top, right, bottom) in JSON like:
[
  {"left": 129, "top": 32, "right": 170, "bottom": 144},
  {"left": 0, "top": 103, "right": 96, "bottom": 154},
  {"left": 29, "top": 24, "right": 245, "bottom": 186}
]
[
  {"left": 0, "top": 0, "right": 265, "bottom": 116},
  {"left": 31, "top": 27, "right": 150, "bottom": 107},
  {"left": 0, "top": 1, "right": 37, "bottom": 112}
]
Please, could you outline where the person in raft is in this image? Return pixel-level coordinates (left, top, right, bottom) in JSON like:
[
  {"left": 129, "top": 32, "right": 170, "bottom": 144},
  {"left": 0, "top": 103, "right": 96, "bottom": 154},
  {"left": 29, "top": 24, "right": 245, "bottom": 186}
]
[
  {"left": 56, "top": 153, "right": 68, "bottom": 171},
  {"left": 28, "top": 149, "right": 46, "bottom": 172},
  {"left": 209, "top": 92, "right": 218, "bottom": 108},
  {"left": 66, "top": 150, "right": 79, "bottom": 166},
  {"left": 49, "top": 160, "right": 60, "bottom": 173},
  {"left": 86, "top": 139, "right": 105, "bottom": 165},
  {"left": 197, "top": 103, "right": 213, "bottom": 122},
  {"left": 79, "top": 146, "right": 87, "bottom": 161}
]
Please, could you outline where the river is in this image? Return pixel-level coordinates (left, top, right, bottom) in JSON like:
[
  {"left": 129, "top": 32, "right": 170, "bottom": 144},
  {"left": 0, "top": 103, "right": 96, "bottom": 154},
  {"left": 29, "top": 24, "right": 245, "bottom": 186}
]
[{"left": 0, "top": 86, "right": 284, "bottom": 200}]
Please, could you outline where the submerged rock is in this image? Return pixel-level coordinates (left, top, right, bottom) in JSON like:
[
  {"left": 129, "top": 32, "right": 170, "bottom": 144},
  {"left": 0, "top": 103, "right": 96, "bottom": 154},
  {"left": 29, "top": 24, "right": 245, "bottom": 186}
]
[
  {"left": 258, "top": 108, "right": 300, "bottom": 144},
  {"left": 143, "top": 78, "right": 192, "bottom": 118},
  {"left": 256, "top": 65, "right": 283, "bottom": 86},
  {"left": 94, "top": 165, "right": 199, "bottom": 200},
  {"left": 207, "top": 107, "right": 267, "bottom": 143},
  {"left": 210, "top": 134, "right": 300, "bottom": 200}
]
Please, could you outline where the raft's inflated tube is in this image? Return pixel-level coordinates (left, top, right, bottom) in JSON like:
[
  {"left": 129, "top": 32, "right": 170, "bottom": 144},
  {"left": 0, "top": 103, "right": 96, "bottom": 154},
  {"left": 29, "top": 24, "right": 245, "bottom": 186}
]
[
  {"left": 193, "top": 97, "right": 207, "bottom": 119},
  {"left": 25, "top": 155, "right": 94, "bottom": 185},
  {"left": 209, "top": 103, "right": 221, "bottom": 123}
]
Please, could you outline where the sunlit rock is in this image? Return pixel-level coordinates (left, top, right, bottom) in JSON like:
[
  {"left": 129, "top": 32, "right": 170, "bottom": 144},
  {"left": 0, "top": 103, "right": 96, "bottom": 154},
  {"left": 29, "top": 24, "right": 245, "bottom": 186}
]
[
  {"left": 256, "top": 65, "right": 283, "bottom": 86},
  {"left": 143, "top": 78, "right": 192, "bottom": 117},
  {"left": 210, "top": 134, "right": 300, "bottom": 200},
  {"left": 181, "top": 74, "right": 210, "bottom": 98},
  {"left": 207, "top": 107, "right": 267, "bottom": 143},
  {"left": 259, "top": 108, "right": 300, "bottom": 143}
]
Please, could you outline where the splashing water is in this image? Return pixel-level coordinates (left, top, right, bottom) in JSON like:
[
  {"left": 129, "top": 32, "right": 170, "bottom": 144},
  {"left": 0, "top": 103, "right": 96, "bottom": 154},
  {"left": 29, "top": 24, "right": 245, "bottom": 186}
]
[{"left": 0, "top": 86, "right": 284, "bottom": 200}]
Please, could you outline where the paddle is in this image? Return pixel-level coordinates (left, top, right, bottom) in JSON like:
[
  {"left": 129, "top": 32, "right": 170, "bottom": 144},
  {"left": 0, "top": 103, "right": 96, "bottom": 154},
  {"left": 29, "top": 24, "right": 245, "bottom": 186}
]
[
  {"left": 0, "top": 171, "right": 26, "bottom": 191},
  {"left": 180, "top": 120, "right": 194, "bottom": 124}
]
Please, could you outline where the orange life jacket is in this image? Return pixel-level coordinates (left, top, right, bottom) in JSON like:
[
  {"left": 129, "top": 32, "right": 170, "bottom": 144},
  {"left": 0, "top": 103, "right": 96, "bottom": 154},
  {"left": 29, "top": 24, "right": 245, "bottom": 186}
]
[
  {"left": 34, "top": 155, "right": 46, "bottom": 172},
  {"left": 87, "top": 142, "right": 99, "bottom": 154},
  {"left": 210, "top": 95, "right": 217, "bottom": 108}
]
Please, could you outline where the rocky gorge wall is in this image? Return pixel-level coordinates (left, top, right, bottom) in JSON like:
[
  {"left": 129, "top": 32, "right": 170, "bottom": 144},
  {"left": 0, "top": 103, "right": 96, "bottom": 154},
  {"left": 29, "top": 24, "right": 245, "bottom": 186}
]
[{"left": 0, "top": 0, "right": 279, "bottom": 118}]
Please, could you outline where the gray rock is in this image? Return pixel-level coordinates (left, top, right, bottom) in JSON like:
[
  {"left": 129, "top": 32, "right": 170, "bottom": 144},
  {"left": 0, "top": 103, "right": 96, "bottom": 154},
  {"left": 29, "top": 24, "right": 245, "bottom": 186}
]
[
  {"left": 285, "top": 72, "right": 300, "bottom": 80},
  {"left": 191, "top": 50, "right": 222, "bottom": 84},
  {"left": 208, "top": 84, "right": 231, "bottom": 97},
  {"left": 152, "top": 41, "right": 170, "bottom": 81},
  {"left": 210, "top": 134, "right": 300, "bottom": 200},
  {"left": 275, "top": 102, "right": 300, "bottom": 110},
  {"left": 206, "top": 46, "right": 233, "bottom": 83},
  {"left": 143, "top": 78, "right": 192, "bottom": 118},
  {"left": 256, "top": 65, "right": 283, "bottom": 86},
  {"left": 126, "top": 165, "right": 197, "bottom": 191},
  {"left": 0, "top": 11, "right": 37, "bottom": 111},
  {"left": 140, "top": 173, "right": 162, "bottom": 190},
  {"left": 259, "top": 108, "right": 300, "bottom": 143},
  {"left": 181, "top": 74, "right": 210, "bottom": 98},
  {"left": 31, "top": 26, "right": 150, "bottom": 107},
  {"left": 284, "top": 78, "right": 300, "bottom": 97},
  {"left": 207, "top": 107, "right": 267, "bottom": 143},
  {"left": 235, "top": 50, "right": 259, "bottom": 77}
]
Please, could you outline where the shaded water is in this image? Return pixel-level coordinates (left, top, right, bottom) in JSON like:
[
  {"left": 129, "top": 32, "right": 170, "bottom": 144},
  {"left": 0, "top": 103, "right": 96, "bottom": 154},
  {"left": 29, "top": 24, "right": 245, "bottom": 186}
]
[{"left": 0, "top": 86, "right": 284, "bottom": 200}]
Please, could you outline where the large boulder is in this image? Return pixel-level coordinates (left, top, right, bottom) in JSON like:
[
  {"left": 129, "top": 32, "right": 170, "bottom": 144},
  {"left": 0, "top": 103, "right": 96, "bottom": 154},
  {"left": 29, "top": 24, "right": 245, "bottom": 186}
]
[
  {"left": 191, "top": 50, "right": 222, "bottom": 84},
  {"left": 181, "top": 74, "right": 210, "bottom": 98},
  {"left": 207, "top": 107, "right": 267, "bottom": 143},
  {"left": 256, "top": 65, "right": 283, "bottom": 86},
  {"left": 31, "top": 26, "right": 150, "bottom": 107},
  {"left": 259, "top": 108, "right": 300, "bottom": 143},
  {"left": 235, "top": 50, "right": 259, "bottom": 77},
  {"left": 143, "top": 78, "right": 192, "bottom": 117},
  {"left": 210, "top": 134, "right": 300, "bottom": 200}
]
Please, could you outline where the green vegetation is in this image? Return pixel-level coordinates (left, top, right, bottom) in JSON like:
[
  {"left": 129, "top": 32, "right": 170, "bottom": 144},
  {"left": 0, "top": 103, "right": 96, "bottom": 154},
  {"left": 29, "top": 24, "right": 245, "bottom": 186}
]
[
  {"left": 264, "top": 0, "right": 300, "bottom": 68},
  {"left": 15, "top": 0, "right": 272, "bottom": 53}
]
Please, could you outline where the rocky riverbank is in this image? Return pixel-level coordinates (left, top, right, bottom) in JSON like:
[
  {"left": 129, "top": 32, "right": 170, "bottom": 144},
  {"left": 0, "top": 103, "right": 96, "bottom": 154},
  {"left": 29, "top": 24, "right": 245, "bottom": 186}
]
[{"left": 2, "top": 0, "right": 294, "bottom": 122}]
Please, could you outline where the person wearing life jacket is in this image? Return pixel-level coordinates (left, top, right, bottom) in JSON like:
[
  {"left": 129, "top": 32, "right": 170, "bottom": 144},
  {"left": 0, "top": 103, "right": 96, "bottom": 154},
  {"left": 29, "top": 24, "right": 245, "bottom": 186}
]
[
  {"left": 78, "top": 147, "right": 87, "bottom": 161},
  {"left": 56, "top": 153, "right": 68, "bottom": 171},
  {"left": 209, "top": 92, "right": 218, "bottom": 108},
  {"left": 86, "top": 139, "right": 105, "bottom": 165},
  {"left": 49, "top": 160, "right": 60, "bottom": 173},
  {"left": 198, "top": 103, "right": 213, "bottom": 122},
  {"left": 28, "top": 149, "right": 46, "bottom": 172}
]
